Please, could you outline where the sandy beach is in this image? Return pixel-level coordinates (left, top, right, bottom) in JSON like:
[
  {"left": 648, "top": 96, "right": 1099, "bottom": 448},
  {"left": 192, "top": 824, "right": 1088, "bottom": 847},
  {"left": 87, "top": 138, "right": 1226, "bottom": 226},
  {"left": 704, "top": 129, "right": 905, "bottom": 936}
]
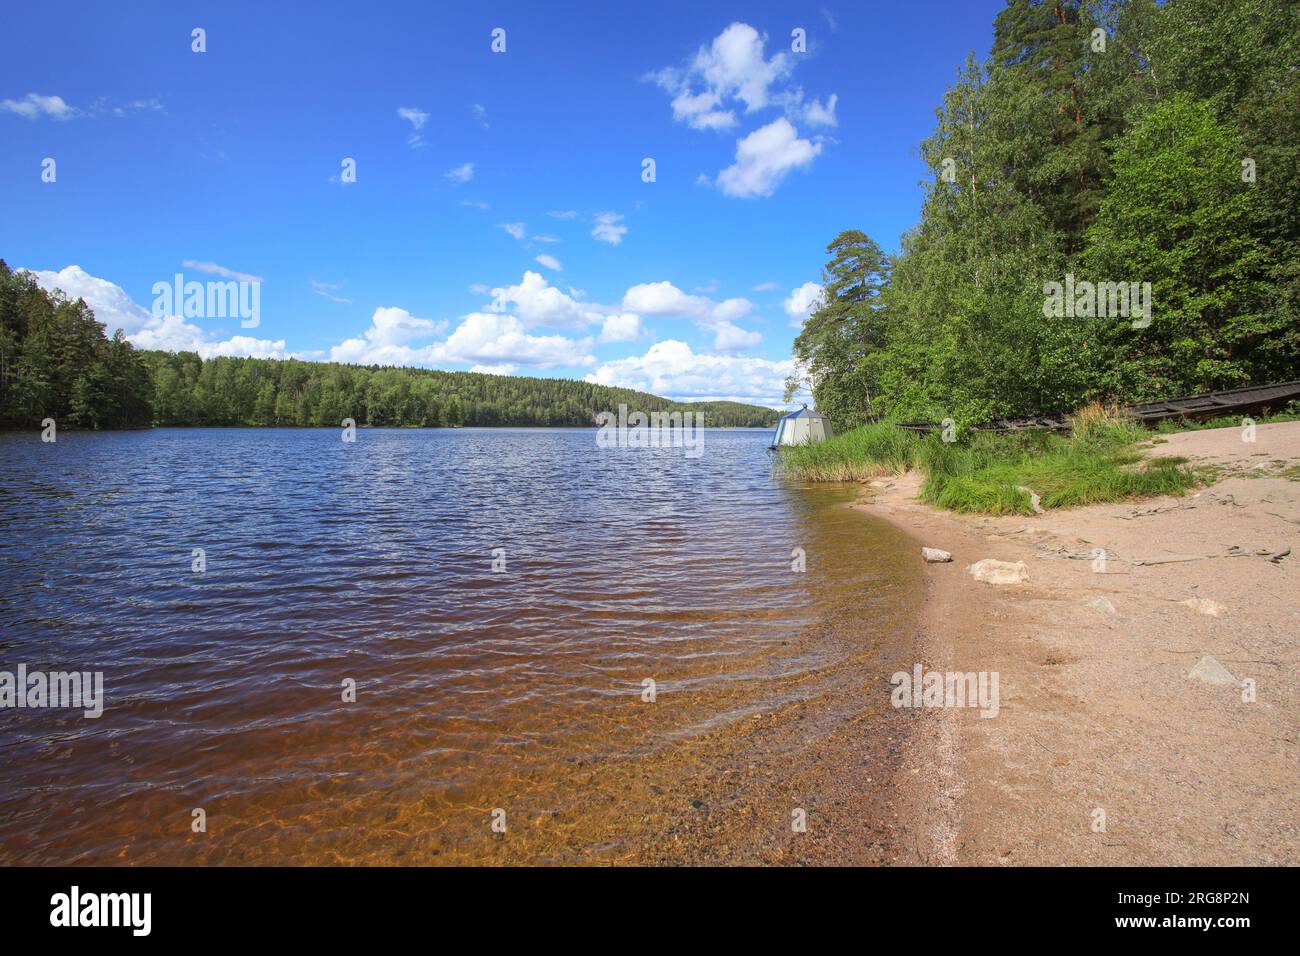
[{"left": 865, "top": 421, "right": 1300, "bottom": 865}]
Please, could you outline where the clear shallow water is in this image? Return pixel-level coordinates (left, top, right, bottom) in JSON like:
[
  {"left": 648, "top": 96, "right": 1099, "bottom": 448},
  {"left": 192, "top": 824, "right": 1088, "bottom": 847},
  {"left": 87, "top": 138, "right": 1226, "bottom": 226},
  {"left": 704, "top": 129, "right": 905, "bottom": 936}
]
[{"left": 0, "top": 427, "right": 918, "bottom": 864}]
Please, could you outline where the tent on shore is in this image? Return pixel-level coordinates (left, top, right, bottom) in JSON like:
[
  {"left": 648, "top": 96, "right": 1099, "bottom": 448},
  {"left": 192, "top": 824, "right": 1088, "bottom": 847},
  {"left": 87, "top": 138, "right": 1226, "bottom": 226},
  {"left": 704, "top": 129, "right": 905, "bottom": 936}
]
[{"left": 770, "top": 405, "right": 833, "bottom": 447}]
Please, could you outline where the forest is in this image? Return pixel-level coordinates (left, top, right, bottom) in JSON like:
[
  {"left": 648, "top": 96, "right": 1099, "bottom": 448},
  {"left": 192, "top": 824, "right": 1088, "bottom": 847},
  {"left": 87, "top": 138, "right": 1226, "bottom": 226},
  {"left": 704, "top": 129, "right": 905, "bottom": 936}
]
[
  {"left": 791, "top": 0, "right": 1299, "bottom": 429},
  {"left": 0, "top": 262, "right": 777, "bottom": 430}
]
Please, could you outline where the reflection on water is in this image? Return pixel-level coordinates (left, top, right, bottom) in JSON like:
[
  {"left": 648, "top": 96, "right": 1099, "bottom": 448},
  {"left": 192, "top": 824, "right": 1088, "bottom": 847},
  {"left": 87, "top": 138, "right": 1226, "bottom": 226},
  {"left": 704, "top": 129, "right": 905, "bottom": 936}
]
[{"left": 0, "top": 427, "right": 919, "bottom": 864}]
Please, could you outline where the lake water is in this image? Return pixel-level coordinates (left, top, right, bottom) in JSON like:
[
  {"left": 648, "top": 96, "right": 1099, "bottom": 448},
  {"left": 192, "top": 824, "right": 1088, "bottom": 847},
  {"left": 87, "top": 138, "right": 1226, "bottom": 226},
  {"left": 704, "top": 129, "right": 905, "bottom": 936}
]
[{"left": 0, "top": 427, "right": 921, "bottom": 864}]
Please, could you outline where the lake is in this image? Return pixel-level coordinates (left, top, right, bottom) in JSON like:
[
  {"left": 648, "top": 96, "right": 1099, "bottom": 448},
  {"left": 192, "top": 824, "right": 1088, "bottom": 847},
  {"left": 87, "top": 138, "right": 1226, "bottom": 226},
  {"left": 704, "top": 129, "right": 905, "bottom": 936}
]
[{"left": 0, "top": 427, "right": 921, "bottom": 864}]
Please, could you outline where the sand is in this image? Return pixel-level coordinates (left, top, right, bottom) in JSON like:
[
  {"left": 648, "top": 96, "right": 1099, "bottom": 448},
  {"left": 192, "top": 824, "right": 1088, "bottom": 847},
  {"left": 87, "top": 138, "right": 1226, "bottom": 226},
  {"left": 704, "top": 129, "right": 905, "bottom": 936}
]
[{"left": 861, "top": 421, "right": 1300, "bottom": 866}]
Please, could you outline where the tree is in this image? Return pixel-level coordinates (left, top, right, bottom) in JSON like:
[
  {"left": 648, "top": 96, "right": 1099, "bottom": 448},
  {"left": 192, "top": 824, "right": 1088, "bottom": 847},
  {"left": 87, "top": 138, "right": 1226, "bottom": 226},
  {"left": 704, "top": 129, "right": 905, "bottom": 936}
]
[
  {"left": 1083, "top": 94, "right": 1269, "bottom": 397},
  {"left": 789, "top": 230, "right": 889, "bottom": 429}
]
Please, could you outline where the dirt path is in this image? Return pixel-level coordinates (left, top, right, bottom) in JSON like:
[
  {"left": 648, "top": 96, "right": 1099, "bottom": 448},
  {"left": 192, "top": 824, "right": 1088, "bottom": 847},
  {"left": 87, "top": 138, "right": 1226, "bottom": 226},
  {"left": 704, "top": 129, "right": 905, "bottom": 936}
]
[{"left": 862, "top": 421, "right": 1300, "bottom": 866}]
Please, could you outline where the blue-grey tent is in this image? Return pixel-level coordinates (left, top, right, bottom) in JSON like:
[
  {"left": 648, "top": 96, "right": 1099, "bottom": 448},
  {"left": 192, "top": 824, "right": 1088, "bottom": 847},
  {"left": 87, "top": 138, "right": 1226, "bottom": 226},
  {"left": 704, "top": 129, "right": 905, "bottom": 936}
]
[{"left": 770, "top": 405, "right": 833, "bottom": 447}]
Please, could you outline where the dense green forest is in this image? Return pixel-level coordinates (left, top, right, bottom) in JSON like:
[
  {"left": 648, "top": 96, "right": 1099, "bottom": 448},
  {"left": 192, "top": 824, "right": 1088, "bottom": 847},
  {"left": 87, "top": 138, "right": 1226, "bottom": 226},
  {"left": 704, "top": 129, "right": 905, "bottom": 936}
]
[
  {"left": 0, "top": 263, "right": 777, "bottom": 430},
  {"left": 792, "top": 0, "right": 1300, "bottom": 428}
]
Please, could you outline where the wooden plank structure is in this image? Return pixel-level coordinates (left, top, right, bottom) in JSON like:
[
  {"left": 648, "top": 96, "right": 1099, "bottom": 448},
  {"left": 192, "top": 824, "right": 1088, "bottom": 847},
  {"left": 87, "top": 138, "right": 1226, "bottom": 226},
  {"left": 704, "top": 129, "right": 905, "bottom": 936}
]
[{"left": 896, "top": 380, "right": 1300, "bottom": 433}]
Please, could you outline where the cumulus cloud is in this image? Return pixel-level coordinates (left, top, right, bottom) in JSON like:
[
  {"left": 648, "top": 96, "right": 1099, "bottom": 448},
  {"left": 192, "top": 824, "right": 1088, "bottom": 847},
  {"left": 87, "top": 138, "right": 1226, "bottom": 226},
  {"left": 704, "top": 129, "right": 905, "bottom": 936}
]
[
  {"left": 534, "top": 254, "right": 562, "bottom": 272},
  {"left": 622, "top": 281, "right": 752, "bottom": 324},
  {"left": 489, "top": 271, "right": 603, "bottom": 330},
  {"left": 501, "top": 222, "right": 527, "bottom": 240},
  {"left": 24, "top": 265, "right": 289, "bottom": 358},
  {"left": 649, "top": 23, "right": 793, "bottom": 129},
  {"left": 470, "top": 103, "right": 489, "bottom": 128},
  {"left": 435, "top": 312, "right": 594, "bottom": 368},
  {"left": 716, "top": 118, "right": 820, "bottom": 198},
  {"left": 783, "top": 281, "right": 824, "bottom": 326},
  {"left": 600, "top": 313, "right": 642, "bottom": 343},
  {"left": 328, "top": 306, "right": 448, "bottom": 364},
  {"left": 585, "top": 340, "right": 793, "bottom": 406},
  {"left": 1, "top": 93, "right": 76, "bottom": 120},
  {"left": 711, "top": 320, "right": 763, "bottom": 352},
  {"left": 648, "top": 23, "right": 836, "bottom": 196}
]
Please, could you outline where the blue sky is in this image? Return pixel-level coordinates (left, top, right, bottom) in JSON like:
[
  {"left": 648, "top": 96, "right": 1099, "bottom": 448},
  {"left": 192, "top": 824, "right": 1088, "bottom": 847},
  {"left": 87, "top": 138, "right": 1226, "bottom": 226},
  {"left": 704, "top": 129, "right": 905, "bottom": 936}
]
[{"left": 1, "top": 0, "right": 1005, "bottom": 407}]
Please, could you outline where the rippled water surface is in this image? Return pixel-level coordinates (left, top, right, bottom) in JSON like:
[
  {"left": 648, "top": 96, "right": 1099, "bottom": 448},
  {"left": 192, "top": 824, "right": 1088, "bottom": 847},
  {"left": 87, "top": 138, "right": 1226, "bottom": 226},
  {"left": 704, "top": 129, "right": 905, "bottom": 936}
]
[{"left": 0, "top": 427, "right": 918, "bottom": 864}]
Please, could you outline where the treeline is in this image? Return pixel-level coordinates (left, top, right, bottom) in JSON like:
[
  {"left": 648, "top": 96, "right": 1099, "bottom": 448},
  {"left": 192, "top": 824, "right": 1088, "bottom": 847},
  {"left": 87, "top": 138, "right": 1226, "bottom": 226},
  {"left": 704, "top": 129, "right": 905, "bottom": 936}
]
[
  {"left": 0, "top": 263, "right": 776, "bottom": 430},
  {"left": 0, "top": 261, "right": 154, "bottom": 429},
  {"left": 140, "top": 351, "right": 777, "bottom": 428},
  {"left": 793, "top": 0, "right": 1300, "bottom": 428}
]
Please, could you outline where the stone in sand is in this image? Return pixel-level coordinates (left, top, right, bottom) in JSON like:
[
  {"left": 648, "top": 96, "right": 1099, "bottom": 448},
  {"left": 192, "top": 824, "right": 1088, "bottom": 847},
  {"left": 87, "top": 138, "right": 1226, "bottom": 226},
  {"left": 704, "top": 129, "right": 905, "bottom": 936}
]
[
  {"left": 1081, "top": 595, "right": 1116, "bottom": 616},
  {"left": 1181, "top": 597, "right": 1227, "bottom": 617},
  {"left": 1187, "top": 655, "right": 1238, "bottom": 686},
  {"left": 968, "top": 559, "right": 1028, "bottom": 584},
  {"left": 921, "top": 547, "right": 953, "bottom": 563}
]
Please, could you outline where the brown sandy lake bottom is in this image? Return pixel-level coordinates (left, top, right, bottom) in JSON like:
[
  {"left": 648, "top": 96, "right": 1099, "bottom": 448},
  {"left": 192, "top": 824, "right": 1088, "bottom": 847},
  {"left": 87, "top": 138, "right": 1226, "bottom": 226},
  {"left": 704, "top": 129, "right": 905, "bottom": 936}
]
[{"left": 0, "top": 428, "right": 922, "bottom": 864}]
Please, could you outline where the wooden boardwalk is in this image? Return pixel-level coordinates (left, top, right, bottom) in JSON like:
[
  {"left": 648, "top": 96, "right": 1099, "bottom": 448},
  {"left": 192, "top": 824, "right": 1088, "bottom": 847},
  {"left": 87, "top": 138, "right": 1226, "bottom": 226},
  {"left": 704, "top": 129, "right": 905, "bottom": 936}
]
[{"left": 896, "top": 380, "right": 1300, "bottom": 433}]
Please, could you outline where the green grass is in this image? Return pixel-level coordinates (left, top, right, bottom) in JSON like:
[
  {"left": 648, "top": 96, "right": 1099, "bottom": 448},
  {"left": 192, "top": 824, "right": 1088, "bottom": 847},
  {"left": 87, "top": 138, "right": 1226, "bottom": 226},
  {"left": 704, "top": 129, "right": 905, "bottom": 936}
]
[{"left": 781, "top": 407, "right": 1202, "bottom": 515}]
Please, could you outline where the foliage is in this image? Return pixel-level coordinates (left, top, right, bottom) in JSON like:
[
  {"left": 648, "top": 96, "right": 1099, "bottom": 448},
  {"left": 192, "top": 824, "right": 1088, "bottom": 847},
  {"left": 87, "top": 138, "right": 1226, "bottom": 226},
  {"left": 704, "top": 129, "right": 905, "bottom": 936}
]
[{"left": 797, "top": 0, "right": 1300, "bottom": 431}]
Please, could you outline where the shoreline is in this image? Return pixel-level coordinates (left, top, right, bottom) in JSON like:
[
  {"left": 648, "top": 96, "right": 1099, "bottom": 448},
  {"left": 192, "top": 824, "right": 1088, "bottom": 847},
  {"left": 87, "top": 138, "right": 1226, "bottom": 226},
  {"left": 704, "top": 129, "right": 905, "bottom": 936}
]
[{"left": 856, "top": 422, "right": 1300, "bottom": 865}]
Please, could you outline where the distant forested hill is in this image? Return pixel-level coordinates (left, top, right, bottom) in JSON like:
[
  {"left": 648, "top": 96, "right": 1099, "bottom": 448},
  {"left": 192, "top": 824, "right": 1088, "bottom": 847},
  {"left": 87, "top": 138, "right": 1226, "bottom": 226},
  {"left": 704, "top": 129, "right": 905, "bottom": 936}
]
[
  {"left": 0, "top": 262, "right": 777, "bottom": 430},
  {"left": 139, "top": 350, "right": 778, "bottom": 428}
]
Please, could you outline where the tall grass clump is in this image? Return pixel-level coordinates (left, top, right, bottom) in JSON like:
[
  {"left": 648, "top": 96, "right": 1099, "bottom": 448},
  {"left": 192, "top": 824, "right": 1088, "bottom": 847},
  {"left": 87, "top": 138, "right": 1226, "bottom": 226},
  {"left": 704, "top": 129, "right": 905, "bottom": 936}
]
[
  {"left": 782, "top": 404, "right": 1202, "bottom": 514},
  {"left": 780, "top": 420, "right": 919, "bottom": 481}
]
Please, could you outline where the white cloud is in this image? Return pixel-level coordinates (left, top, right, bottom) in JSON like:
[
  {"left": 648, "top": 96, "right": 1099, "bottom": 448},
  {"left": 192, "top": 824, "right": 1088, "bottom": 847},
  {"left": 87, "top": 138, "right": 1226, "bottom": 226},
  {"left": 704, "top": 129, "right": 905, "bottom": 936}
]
[
  {"left": 712, "top": 321, "right": 763, "bottom": 352},
  {"left": 650, "top": 23, "right": 792, "bottom": 129},
  {"left": 623, "top": 280, "right": 709, "bottom": 317},
  {"left": 181, "top": 260, "right": 263, "bottom": 283},
  {"left": 622, "top": 281, "right": 752, "bottom": 325},
  {"left": 24, "top": 265, "right": 289, "bottom": 358},
  {"left": 802, "top": 93, "right": 838, "bottom": 127},
  {"left": 311, "top": 280, "right": 351, "bottom": 303},
  {"left": 716, "top": 118, "right": 820, "bottom": 198},
  {"left": 397, "top": 107, "right": 429, "bottom": 129},
  {"left": 501, "top": 222, "right": 527, "bottom": 240},
  {"left": 437, "top": 312, "right": 594, "bottom": 368},
  {"left": 445, "top": 162, "right": 475, "bottom": 183},
  {"left": 490, "top": 271, "right": 602, "bottom": 330},
  {"left": 783, "top": 281, "right": 824, "bottom": 326},
  {"left": 592, "top": 211, "right": 627, "bottom": 245},
  {"left": 752, "top": 281, "right": 778, "bottom": 292},
  {"left": 470, "top": 103, "right": 489, "bottom": 129},
  {"left": 548, "top": 210, "right": 578, "bottom": 219},
  {"left": 470, "top": 364, "right": 517, "bottom": 376},
  {"left": 469, "top": 283, "right": 491, "bottom": 294},
  {"left": 1, "top": 93, "right": 75, "bottom": 120},
  {"left": 586, "top": 339, "right": 793, "bottom": 406},
  {"left": 461, "top": 199, "right": 489, "bottom": 210},
  {"left": 329, "top": 306, "right": 448, "bottom": 364},
  {"left": 398, "top": 106, "right": 429, "bottom": 148},
  {"left": 600, "top": 313, "right": 642, "bottom": 343},
  {"left": 534, "top": 253, "right": 562, "bottom": 272},
  {"left": 533, "top": 234, "right": 561, "bottom": 243}
]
